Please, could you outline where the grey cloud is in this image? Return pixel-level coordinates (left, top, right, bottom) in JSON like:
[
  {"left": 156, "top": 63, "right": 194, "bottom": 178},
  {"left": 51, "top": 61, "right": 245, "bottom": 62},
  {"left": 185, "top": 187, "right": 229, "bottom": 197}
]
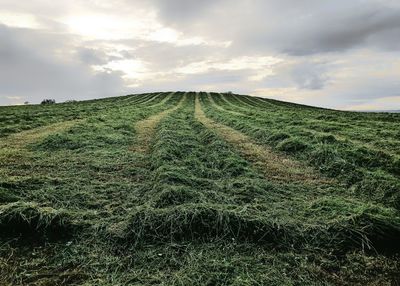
[
  {"left": 0, "top": 25, "right": 124, "bottom": 105},
  {"left": 148, "top": 0, "right": 400, "bottom": 55},
  {"left": 115, "top": 37, "right": 225, "bottom": 73},
  {"left": 0, "top": 0, "right": 399, "bottom": 110},
  {"left": 149, "top": 0, "right": 220, "bottom": 24},
  {"left": 290, "top": 62, "right": 329, "bottom": 90},
  {"left": 77, "top": 48, "right": 110, "bottom": 65},
  {"left": 334, "top": 79, "right": 400, "bottom": 102},
  {"left": 132, "top": 69, "right": 254, "bottom": 94},
  {"left": 366, "top": 27, "right": 400, "bottom": 50},
  {"left": 118, "top": 50, "right": 136, "bottom": 59},
  {"left": 280, "top": 4, "right": 400, "bottom": 55},
  {"left": 259, "top": 60, "right": 330, "bottom": 91},
  {"left": 305, "top": 79, "right": 400, "bottom": 109},
  {"left": 76, "top": 47, "right": 123, "bottom": 65},
  {"left": 133, "top": 42, "right": 220, "bottom": 70}
]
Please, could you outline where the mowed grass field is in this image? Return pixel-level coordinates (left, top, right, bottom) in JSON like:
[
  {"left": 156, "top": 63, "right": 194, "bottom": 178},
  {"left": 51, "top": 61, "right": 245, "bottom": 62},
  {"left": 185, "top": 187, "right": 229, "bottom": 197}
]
[{"left": 0, "top": 92, "right": 399, "bottom": 285}]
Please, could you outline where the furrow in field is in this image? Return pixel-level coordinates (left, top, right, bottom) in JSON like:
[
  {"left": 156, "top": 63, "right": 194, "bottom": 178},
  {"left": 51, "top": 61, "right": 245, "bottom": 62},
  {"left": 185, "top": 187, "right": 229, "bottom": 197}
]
[
  {"left": 146, "top": 92, "right": 175, "bottom": 107},
  {"left": 208, "top": 93, "right": 257, "bottom": 117},
  {"left": 218, "top": 93, "right": 250, "bottom": 110},
  {"left": 195, "top": 94, "right": 328, "bottom": 185},
  {"left": 207, "top": 93, "right": 244, "bottom": 116},
  {"left": 219, "top": 93, "right": 273, "bottom": 114},
  {"left": 129, "top": 92, "right": 165, "bottom": 106},
  {"left": 241, "top": 95, "right": 276, "bottom": 108},
  {"left": 214, "top": 93, "right": 249, "bottom": 111},
  {"left": 211, "top": 94, "right": 400, "bottom": 166},
  {"left": 229, "top": 93, "right": 289, "bottom": 111},
  {"left": 125, "top": 93, "right": 154, "bottom": 104},
  {"left": 247, "top": 95, "right": 298, "bottom": 109},
  {"left": 119, "top": 92, "right": 151, "bottom": 103},
  {"left": 253, "top": 96, "right": 287, "bottom": 108},
  {"left": 137, "top": 92, "right": 163, "bottom": 105},
  {"left": 230, "top": 94, "right": 259, "bottom": 109},
  {"left": 211, "top": 94, "right": 399, "bottom": 158},
  {"left": 133, "top": 93, "right": 186, "bottom": 153},
  {"left": 121, "top": 92, "right": 168, "bottom": 106}
]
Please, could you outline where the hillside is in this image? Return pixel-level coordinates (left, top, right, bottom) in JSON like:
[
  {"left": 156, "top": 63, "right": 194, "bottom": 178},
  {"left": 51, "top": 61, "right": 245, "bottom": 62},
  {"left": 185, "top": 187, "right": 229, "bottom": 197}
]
[{"left": 1, "top": 92, "right": 399, "bottom": 285}]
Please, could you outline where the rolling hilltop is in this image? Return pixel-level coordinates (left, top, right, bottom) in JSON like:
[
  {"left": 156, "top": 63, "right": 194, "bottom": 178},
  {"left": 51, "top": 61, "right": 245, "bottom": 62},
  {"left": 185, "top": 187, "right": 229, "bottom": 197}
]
[{"left": 1, "top": 92, "right": 399, "bottom": 285}]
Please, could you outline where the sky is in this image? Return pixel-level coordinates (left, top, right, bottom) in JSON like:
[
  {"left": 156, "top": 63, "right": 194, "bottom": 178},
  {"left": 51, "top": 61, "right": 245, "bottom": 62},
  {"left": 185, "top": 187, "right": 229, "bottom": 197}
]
[{"left": 1, "top": 0, "right": 400, "bottom": 110}]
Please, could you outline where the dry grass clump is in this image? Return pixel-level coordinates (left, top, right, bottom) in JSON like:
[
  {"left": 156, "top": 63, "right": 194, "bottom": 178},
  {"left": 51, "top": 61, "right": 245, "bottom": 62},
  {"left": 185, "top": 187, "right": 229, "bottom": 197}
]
[
  {"left": 123, "top": 204, "right": 294, "bottom": 246},
  {"left": 0, "top": 202, "right": 75, "bottom": 240}
]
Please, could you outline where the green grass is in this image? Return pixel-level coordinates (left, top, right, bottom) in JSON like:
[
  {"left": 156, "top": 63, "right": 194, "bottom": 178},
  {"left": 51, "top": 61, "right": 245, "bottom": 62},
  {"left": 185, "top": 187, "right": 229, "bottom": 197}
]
[
  {"left": 0, "top": 92, "right": 399, "bottom": 285},
  {"left": 203, "top": 92, "right": 400, "bottom": 208}
]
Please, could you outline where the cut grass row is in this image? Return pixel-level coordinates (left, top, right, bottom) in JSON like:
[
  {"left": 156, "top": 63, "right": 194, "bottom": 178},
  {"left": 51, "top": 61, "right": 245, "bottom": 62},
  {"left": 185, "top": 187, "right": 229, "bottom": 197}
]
[
  {"left": 133, "top": 92, "right": 186, "bottom": 153},
  {"left": 0, "top": 92, "right": 183, "bottom": 219},
  {"left": 0, "top": 92, "right": 188, "bottom": 284},
  {"left": 113, "top": 92, "right": 399, "bottom": 284},
  {"left": 0, "top": 92, "right": 168, "bottom": 138},
  {"left": 202, "top": 92, "right": 400, "bottom": 209},
  {"left": 228, "top": 93, "right": 400, "bottom": 152},
  {"left": 195, "top": 94, "right": 326, "bottom": 185},
  {"left": 0, "top": 92, "right": 399, "bottom": 285}
]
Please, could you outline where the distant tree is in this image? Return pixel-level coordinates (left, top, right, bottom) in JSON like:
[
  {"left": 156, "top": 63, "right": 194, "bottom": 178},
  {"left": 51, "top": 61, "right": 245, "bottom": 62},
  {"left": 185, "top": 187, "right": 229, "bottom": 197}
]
[
  {"left": 41, "top": 99, "right": 56, "bottom": 105},
  {"left": 226, "top": 91, "right": 233, "bottom": 95},
  {"left": 24, "top": 101, "right": 29, "bottom": 105}
]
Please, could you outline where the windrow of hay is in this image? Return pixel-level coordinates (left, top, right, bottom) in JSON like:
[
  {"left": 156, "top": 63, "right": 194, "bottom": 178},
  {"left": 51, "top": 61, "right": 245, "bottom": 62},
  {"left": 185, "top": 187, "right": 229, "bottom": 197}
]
[
  {"left": 201, "top": 92, "right": 400, "bottom": 208},
  {"left": 133, "top": 93, "right": 186, "bottom": 153},
  {"left": 0, "top": 202, "right": 77, "bottom": 240},
  {"left": 210, "top": 92, "right": 261, "bottom": 117},
  {"left": 207, "top": 93, "right": 244, "bottom": 116},
  {"left": 120, "top": 92, "right": 155, "bottom": 103},
  {"left": 220, "top": 92, "right": 266, "bottom": 112},
  {"left": 118, "top": 93, "right": 400, "bottom": 255},
  {"left": 303, "top": 126, "right": 400, "bottom": 158},
  {"left": 120, "top": 204, "right": 294, "bottom": 246},
  {"left": 138, "top": 92, "right": 164, "bottom": 105},
  {"left": 124, "top": 91, "right": 173, "bottom": 109},
  {"left": 195, "top": 93, "right": 328, "bottom": 185},
  {"left": 119, "top": 202, "right": 400, "bottom": 254}
]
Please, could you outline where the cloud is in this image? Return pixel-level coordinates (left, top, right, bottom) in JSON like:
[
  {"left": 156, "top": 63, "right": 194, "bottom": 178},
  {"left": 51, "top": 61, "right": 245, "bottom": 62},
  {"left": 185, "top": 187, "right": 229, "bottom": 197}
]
[
  {"left": 278, "top": 2, "right": 400, "bottom": 55},
  {"left": 147, "top": 0, "right": 400, "bottom": 55},
  {"left": 77, "top": 48, "right": 114, "bottom": 65},
  {"left": 342, "top": 96, "right": 400, "bottom": 111},
  {"left": 149, "top": 0, "right": 220, "bottom": 24},
  {"left": 0, "top": 24, "right": 124, "bottom": 104},
  {"left": 290, "top": 61, "right": 329, "bottom": 90},
  {"left": 0, "top": 0, "right": 399, "bottom": 110}
]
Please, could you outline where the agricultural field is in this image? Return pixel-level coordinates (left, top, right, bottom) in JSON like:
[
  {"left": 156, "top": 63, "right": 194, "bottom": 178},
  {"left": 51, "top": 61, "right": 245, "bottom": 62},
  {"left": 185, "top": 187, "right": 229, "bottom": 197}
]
[{"left": 0, "top": 92, "right": 399, "bottom": 285}]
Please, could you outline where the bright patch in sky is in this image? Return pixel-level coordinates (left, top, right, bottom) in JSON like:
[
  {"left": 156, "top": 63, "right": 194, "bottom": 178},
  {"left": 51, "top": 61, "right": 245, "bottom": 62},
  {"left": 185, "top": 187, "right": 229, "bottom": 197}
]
[
  {"left": 94, "top": 59, "right": 147, "bottom": 79},
  {"left": 63, "top": 14, "right": 152, "bottom": 40},
  {"left": 177, "top": 56, "right": 283, "bottom": 74},
  {"left": 0, "top": 12, "right": 42, "bottom": 29},
  {"left": 148, "top": 27, "right": 179, "bottom": 43}
]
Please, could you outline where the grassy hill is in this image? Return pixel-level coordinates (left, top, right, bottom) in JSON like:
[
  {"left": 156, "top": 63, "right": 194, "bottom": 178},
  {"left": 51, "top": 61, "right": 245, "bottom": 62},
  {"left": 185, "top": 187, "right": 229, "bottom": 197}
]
[{"left": 1, "top": 92, "right": 399, "bottom": 285}]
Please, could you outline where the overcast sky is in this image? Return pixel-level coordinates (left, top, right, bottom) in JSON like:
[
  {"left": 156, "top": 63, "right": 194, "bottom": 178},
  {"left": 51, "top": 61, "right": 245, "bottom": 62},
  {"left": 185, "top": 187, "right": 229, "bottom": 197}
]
[{"left": 1, "top": 0, "right": 400, "bottom": 110}]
